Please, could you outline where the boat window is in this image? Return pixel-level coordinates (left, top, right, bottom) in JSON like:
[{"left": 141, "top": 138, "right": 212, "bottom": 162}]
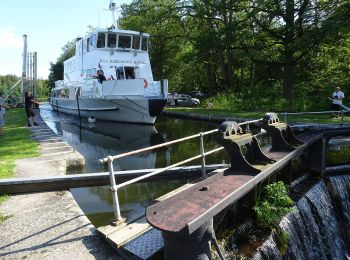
[
  {"left": 87, "top": 36, "right": 94, "bottom": 52},
  {"left": 108, "top": 33, "right": 117, "bottom": 48},
  {"left": 97, "top": 33, "right": 106, "bottom": 48},
  {"left": 92, "top": 34, "right": 97, "bottom": 47},
  {"left": 91, "top": 68, "right": 96, "bottom": 76},
  {"left": 125, "top": 67, "right": 135, "bottom": 79},
  {"left": 87, "top": 69, "right": 91, "bottom": 79},
  {"left": 87, "top": 38, "right": 90, "bottom": 52},
  {"left": 141, "top": 37, "right": 148, "bottom": 51},
  {"left": 118, "top": 35, "right": 131, "bottom": 48},
  {"left": 116, "top": 67, "right": 125, "bottom": 80},
  {"left": 83, "top": 40, "right": 87, "bottom": 53},
  {"left": 133, "top": 36, "right": 140, "bottom": 49}
]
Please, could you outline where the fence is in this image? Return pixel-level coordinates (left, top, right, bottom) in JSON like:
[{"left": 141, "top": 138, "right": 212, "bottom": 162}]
[{"left": 280, "top": 110, "right": 350, "bottom": 126}]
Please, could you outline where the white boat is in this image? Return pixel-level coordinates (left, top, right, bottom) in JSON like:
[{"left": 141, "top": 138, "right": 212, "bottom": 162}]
[{"left": 50, "top": 1, "right": 168, "bottom": 125}]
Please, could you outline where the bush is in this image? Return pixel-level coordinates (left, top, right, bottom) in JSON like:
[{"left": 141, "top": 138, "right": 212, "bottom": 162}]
[{"left": 254, "top": 181, "right": 294, "bottom": 229}]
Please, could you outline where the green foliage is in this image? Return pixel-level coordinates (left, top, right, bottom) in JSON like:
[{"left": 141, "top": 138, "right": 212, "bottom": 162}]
[
  {"left": 47, "top": 39, "right": 76, "bottom": 89},
  {"left": 254, "top": 182, "right": 293, "bottom": 255},
  {"left": 276, "top": 229, "right": 289, "bottom": 256},
  {"left": 254, "top": 182, "right": 294, "bottom": 229},
  {"left": 0, "top": 75, "right": 50, "bottom": 101}
]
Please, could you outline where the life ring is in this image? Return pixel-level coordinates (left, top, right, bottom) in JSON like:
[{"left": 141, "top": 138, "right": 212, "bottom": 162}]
[{"left": 141, "top": 78, "right": 148, "bottom": 88}]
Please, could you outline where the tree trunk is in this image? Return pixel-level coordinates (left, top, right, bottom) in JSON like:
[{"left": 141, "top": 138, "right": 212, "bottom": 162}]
[
  {"left": 249, "top": 62, "right": 255, "bottom": 90},
  {"left": 227, "top": 49, "right": 234, "bottom": 91},
  {"left": 217, "top": 51, "right": 229, "bottom": 91},
  {"left": 206, "top": 61, "right": 217, "bottom": 96},
  {"left": 283, "top": 52, "right": 294, "bottom": 109}
]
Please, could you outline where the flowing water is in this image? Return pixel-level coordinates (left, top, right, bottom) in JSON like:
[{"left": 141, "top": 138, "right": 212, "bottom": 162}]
[
  {"left": 252, "top": 175, "right": 350, "bottom": 260},
  {"left": 251, "top": 137, "right": 350, "bottom": 259},
  {"left": 39, "top": 103, "right": 228, "bottom": 227}
]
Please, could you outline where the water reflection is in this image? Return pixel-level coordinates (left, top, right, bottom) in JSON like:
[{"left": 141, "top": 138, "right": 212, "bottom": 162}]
[{"left": 60, "top": 120, "right": 162, "bottom": 172}]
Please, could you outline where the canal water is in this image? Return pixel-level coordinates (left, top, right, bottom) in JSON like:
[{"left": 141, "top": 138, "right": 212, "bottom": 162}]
[{"left": 39, "top": 103, "right": 228, "bottom": 227}]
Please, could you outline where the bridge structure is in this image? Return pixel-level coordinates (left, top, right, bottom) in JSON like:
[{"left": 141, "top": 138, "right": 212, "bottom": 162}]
[{"left": 1, "top": 112, "right": 350, "bottom": 259}]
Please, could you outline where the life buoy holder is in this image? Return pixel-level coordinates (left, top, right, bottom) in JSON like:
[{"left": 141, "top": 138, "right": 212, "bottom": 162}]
[{"left": 141, "top": 78, "right": 148, "bottom": 88}]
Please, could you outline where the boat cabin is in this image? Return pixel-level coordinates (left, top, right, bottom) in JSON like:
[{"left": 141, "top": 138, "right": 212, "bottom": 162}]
[{"left": 62, "top": 29, "right": 153, "bottom": 88}]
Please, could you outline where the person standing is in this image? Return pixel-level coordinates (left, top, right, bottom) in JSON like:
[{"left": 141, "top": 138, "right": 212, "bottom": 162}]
[
  {"left": 0, "top": 100, "right": 10, "bottom": 136},
  {"left": 25, "top": 91, "right": 39, "bottom": 126},
  {"left": 92, "top": 70, "right": 106, "bottom": 83},
  {"left": 331, "top": 87, "right": 345, "bottom": 117}
]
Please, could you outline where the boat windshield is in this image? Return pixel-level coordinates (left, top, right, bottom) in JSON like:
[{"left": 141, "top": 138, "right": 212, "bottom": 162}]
[{"left": 96, "top": 32, "right": 148, "bottom": 51}]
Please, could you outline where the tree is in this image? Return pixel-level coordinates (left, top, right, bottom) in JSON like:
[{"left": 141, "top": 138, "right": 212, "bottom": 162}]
[
  {"left": 247, "top": 0, "right": 350, "bottom": 107},
  {"left": 47, "top": 40, "right": 76, "bottom": 89}
]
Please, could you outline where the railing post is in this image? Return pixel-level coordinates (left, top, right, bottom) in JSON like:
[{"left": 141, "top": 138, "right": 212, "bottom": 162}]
[
  {"left": 340, "top": 110, "right": 344, "bottom": 127},
  {"left": 199, "top": 132, "right": 207, "bottom": 178},
  {"left": 284, "top": 113, "right": 287, "bottom": 124},
  {"left": 107, "top": 156, "right": 124, "bottom": 224}
]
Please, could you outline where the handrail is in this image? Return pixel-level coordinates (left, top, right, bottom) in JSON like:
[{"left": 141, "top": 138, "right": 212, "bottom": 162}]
[
  {"left": 279, "top": 110, "right": 349, "bottom": 115},
  {"left": 100, "top": 129, "right": 219, "bottom": 163},
  {"left": 279, "top": 110, "right": 349, "bottom": 126},
  {"left": 100, "top": 118, "right": 261, "bottom": 163},
  {"left": 101, "top": 118, "right": 262, "bottom": 222}
]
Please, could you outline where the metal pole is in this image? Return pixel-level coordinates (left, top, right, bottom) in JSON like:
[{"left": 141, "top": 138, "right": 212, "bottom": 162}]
[
  {"left": 33, "top": 52, "right": 37, "bottom": 98},
  {"left": 199, "top": 133, "right": 207, "bottom": 178},
  {"left": 22, "top": 35, "right": 28, "bottom": 101},
  {"left": 340, "top": 111, "right": 344, "bottom": 127},
  {"left": 107, "top": 156, "right": 123, "bottom": 224}
]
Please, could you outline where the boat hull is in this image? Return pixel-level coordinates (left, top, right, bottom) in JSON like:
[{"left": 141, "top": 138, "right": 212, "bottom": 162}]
[{"left": 50, "top": 96, "right": 166, "bottom": 124}]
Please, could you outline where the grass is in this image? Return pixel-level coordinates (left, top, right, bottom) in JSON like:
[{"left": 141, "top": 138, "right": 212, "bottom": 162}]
[
  {"left": 165, "top": 107, "right": 350, "bottom": 125},
  {"left": 0, "top": 108, "right": 40, "bottom": 178},
  {"left": 0, "top": 108, "right": 40, "bottom": 223}
]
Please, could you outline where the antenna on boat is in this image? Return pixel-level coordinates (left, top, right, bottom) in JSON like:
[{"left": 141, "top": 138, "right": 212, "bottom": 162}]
[{"left": 109, "top": 0, "right": 118, "bottom": 29}]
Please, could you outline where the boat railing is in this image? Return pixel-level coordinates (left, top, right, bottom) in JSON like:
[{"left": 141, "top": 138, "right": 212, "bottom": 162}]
[{"left": 100, "top": 119, "right": 262, "bottom": 222}]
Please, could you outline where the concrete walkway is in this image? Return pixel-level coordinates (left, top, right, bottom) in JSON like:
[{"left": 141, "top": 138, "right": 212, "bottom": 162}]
[{"left": 0, "top": 113, "right": 120, "bottom": 259}]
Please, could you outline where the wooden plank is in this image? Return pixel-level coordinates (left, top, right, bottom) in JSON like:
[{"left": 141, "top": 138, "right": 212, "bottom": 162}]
[
  {"left": 98, "top": 205, "right": 146, "bottom": 237},
  {"left": 106, "top": 216, "right": 152, "bottom": 247}
]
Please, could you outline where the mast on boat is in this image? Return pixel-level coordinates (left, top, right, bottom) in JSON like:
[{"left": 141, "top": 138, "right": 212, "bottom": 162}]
[{"left": 108, "top": 0, "right": 118, "bottom": 29}]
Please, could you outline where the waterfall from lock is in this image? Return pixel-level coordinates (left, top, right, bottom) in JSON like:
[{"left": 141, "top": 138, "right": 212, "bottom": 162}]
[{"left": 253, "top": 175, "right": 350, "bottom": 260}]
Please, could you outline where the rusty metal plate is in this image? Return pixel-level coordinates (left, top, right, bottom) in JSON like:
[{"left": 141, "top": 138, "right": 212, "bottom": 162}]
[
  {"left": 146, "top": 132, "right": 323, "bottom": 235},
  {"left": 146, "top": 169, "right": 254, "bottom": 233}
]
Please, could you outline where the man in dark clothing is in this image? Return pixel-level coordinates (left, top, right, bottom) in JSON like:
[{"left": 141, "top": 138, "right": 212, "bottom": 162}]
[
  {"left": 92, "top": 70, "right": 106, "bottom": 84},
  {"left": 25, "top": 91, "right": 39, "bottom": 126}
]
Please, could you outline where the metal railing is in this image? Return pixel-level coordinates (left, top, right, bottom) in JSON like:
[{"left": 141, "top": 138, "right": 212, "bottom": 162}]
[
  {"left": 100, "top": 119, "right": 262, "bottom": 222},
  {"left": 279, "top": 110, "right": 350, "bottom": 126}
]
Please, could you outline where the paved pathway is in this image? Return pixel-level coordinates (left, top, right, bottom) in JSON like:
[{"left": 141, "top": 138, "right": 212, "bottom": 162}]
[{"left": 0, "top": 112, "right": 121, "bottom": 259}]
